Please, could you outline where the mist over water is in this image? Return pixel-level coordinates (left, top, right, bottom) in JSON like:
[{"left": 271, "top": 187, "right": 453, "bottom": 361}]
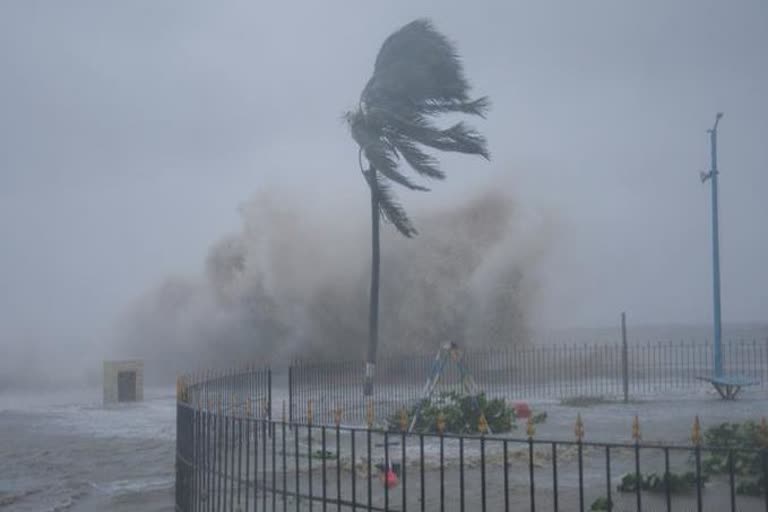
[{"left": 113, "top": 187, "right": 553, "bottom": 381}]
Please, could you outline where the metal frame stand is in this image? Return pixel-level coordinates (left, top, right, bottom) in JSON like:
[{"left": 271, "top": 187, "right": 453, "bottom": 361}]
[{"left": 408, "top": 342, "right": 491, "bottom": 433}]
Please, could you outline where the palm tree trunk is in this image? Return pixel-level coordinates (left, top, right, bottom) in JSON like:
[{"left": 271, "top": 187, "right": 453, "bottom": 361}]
[{"left": 364, "top": 168, "right": 380, "bottom": 397}]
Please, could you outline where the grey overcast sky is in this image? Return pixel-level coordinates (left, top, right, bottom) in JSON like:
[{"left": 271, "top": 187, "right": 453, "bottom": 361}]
[{"left": 1, "top": 0, "right": 766, "bottom": 355}]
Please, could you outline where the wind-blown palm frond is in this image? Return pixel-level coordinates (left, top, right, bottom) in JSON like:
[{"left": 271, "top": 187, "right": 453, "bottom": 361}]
[
  {"left": 363, "top": 168, "right": 417, "bottom": 237},
  {"left": 367, "top": 19, "right": 473, "bottom": 106},
  {"left": 348, "top": 18, "right": 489, "bottom": 236},
  {"left": 388, "top": 135, "right": 444, "bottom": 179},
  {"left": 349, "top": 110, "right": 429, "bottom": 192}
]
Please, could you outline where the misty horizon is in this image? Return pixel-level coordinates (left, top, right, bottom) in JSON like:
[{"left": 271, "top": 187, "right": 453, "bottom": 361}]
[{"left": 1, "top": 1, "right": 767, "bottom": 389}]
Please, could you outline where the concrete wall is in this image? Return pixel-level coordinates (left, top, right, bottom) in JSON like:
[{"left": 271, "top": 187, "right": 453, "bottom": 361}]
[{"left": 103, "top": 360, "right": 144, "bottom": 404}]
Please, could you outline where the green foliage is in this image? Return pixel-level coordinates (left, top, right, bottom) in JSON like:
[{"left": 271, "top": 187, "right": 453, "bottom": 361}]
[
  {"left": 589, "top": 496, "right": 612, "bottom": 511},
  {"left": 560, "top": 395, "right": 608, "bottom": 408},
  {"left": 313, "top": 450, "right": 335, "bottom": 460},
  {"left": 737, "top": 477, "right": 767, "bottom": 496},
  {"left": 701, "top": 420, "right": 768, "bottom": 495},
  {"left": 616, "top": 420, "right": 767, "bottom": 497},
  {"left": 617, "top": 471, "right": 707, "bottom": 493},
  {"left": 388, "top": 391, "right": 531, "bottom": 434}
]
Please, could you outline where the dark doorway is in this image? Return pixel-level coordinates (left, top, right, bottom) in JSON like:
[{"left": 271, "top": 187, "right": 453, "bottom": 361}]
[{"left": 117, "top": 371, "right": 137, "bottom": 402}]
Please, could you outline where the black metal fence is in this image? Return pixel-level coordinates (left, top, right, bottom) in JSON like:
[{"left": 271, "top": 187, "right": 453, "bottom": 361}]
[
  {"left": 176, "top": 367, "right": 272, "bottom": 512},
  {"left": 289, "top": 340, "right": 768, "bottom": 425},
  {"left": 182, "top": 367, "right": 273, "bottom": 418},
  {"left": 176, "top": 366, "right": 768, "bottom": 512}
]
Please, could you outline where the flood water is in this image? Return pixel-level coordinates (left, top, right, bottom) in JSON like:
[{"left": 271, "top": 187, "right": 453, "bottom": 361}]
[
  {"left": 0, "top": 388, "right": 175, "bottom": 511},
  {"left": 0, "top": 383, "right": 765, "bottom": 511}
]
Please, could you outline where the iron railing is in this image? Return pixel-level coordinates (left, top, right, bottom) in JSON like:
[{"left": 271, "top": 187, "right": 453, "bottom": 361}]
[
  {"left": 289, "top": 340, "right": 768, "bottom": 425},
  {"left": 176, "top": 366, "right": 768, "bottom": 512}
]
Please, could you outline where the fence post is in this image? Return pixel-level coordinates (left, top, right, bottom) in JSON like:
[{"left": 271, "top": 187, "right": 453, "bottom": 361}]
[
  {"left": 267, "top": 368, "right": 272, "bottom": 421},
  {"left": 621, "top": 312, "right": 629, "bottom": 403},
  {"left": 288, "top": 365, "right": 293, "bottom": 425}
]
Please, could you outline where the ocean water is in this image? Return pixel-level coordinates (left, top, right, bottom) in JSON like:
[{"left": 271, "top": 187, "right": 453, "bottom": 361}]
[{"left": 0, "top": 388, "right": 176, "bottom": 511}]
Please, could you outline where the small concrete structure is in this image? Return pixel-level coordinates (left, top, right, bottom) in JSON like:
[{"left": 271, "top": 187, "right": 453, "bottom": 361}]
[{"left": 103, "top": 360, "right": 144, "bottom": 404}]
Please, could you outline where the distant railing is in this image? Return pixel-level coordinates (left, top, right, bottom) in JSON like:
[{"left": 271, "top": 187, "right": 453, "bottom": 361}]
[
  {"left": 289, "top": 340, "right": 768, "bottom": 425},
  {"left": 175, "top": 367, "right": 768, "bottom": 512}
]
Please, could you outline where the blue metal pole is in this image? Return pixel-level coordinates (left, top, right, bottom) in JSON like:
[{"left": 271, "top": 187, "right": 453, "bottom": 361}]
[{"left": 707, "top": 113, "right": 724, "bottom": 377}]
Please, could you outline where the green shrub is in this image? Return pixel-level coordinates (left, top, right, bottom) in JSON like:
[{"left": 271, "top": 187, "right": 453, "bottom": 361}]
[
  {"left": 590, "top": 496, "right": 612, "bottom": 510},
  {"left": 617, "top": 471, "right": 707, "bottom": 493},
  {"left": 701, "top": 420, "right": 768, "bottom": 495},
  {"left": 386, "top": 391, "right": 542, "bottom": 434}
]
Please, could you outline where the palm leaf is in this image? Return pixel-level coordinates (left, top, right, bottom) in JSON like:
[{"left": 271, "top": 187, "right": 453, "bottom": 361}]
[
  {"left": 349, "top": 111, "right": 429, "bottom": 191},
  {"left": 348, "top": 18, "right": 489, "bottom": 237},
  {"left": 363, "top": 169, "right": 417, "bottom": 237},
  {"left": 365, "top": 19, "right": 471, "bottom": 105}
]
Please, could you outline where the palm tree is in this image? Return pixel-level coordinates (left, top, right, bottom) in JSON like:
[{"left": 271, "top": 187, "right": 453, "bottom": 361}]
[{"left": 346, "top": 19, "right": 490, "bottom": 396}]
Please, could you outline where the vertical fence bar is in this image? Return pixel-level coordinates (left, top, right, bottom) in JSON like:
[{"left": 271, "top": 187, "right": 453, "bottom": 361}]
[
  {"left": 230, "top": 415, "right": 235, "bottom": 512},
  {"left": 440, "top": 433, "right": 445, "bottom": 512},
  {"left": 272, "top": 418, "right": 277, "bottom": 512},
  {"left": 268, "top": 368, "right": 272, "bottom": 422},
  {"left": 351, "top": 430, "right": 357, "bottom": 512},
  {"left": 419, "top": 434, "right": 425, "bottom": 512},
  {"left": 578, "top": 441, "right": 584, "bottom": 512},
  {"left": 336, "top": 422, "right": 341, "bottom": 512},
  {"left": 481, "top": 436, "right": 487, "bottom": 512},
  {"left": 605, "top": 446, "right": 611, "bottom": 512},
  {"left": 217, "top": 410, "right": 222, "bottom": 512},
  {"left": 208, "top": 407, "right": 213, "bottom": 512},
  {"left": 196, "top": 406, "right": 201, "bottom": 512},
  {"left": 402, "top": 429, "right": 408, "bottom": 512},
  {"left": 634, "top": 442, "right": 641, "bottom": 511},
  {"left": 459, "top": 437, "right": 465, "bottom": 512},
  {"left": 367, "top": 429, "right": 372, "bottom": 512},
  {"left": 695, "top": 445, "right": 703, "bottom": 512},
  {"left": 586, "top": 343, "right": 593, "bottom": 398},
  {"left": 245, "top": 417, "right": 250, "bottom": 512},
  {"left": 237, "top": 416, "right": 243, "bottom": 512},
  {"left": 321, "top": 427, "right": 327, "bottom": 512},
  {"left": 307, "top": 422, "right": 308, "bottom": 512},
  {"left": 553, "top": 443, "right": 559, "bottom": 512},
  {"left": 282, "top": 416, "right": 287, "bottom": 512},
  {"left": 384, "top": 431, "right": 390, "bottom": 511},
  {"left": 262, "top": 420, "right": 267, "bottom": 512},
  {"left": 503, "top": 439, "right": 509, "bottom": 512},
  {"left": 294, "top": 422, "right": 300, "bottom": 512},
  {"left": 664, "top": 447, "right": 671, "bottom": 512},
  {"left": 728, "top": 449, "right": 736, "bottom": 512},
  {"left": 667, "top": 340, "right": 672, "bottom": 388},
  {"left": 528, "top": 437, "right": 535, "bottom": 512},
  {"left": 288, "top": 366, "right": 293, "bottom": 425},
  {"left": 558, "top": 344, "right": 564, "bottom": 399},
  {"left": 752, "top": 339, "right": 758, "bottom": 383}
]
